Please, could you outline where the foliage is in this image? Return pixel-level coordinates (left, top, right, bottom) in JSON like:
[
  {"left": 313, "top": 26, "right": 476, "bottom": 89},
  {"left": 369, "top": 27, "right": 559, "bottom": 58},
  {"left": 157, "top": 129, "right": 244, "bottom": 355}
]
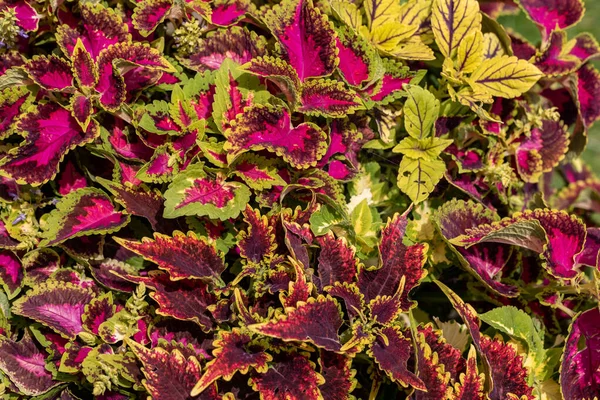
[{"left": 0, "top": 0, "right": 599, "bottom": 398}]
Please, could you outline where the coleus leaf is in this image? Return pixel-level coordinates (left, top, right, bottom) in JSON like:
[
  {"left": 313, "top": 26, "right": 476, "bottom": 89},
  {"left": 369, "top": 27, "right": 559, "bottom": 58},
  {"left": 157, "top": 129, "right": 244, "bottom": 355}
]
[
  {"left": 0, "top": 331, "right": 60, "bottom": 396},
  {"left": 24, "top": 55, "right": 74, "bottom": 91},
  {"left": 560, "top": 307, "right": 600, "bottom": 400},
  {"left": 132, "top": 0, "right": 172, "bottom": 37},
  {"left": 358, "top": 211, "right": 428, "bottom": 310},
  {"left": 452, "top": 208, "right": 586, "bottom": 279},
  {"left": 177, "top": 26, "right": 268, "bottom": 72},
  {"left": 210, "top": 0, "right": 251, "bottom": 26},
  {"left": 418, "top": 324, "right": 467, "bottom": 383},
  {"left": 0, "top": 86, "right": 32, "bottom": 139},
  {"left": 232, "top": 154, "right": 287, "bottom": 191},
  {"left": 241, "top": 55, "right": 301, "bottom": 103},
  {"left": 40, "top": 188, "right": 130, "bottom": 247},
  {"left": 575, "top": 63, "right": 600, "bottom": 128},
  {"left": 190, "top": 329, "right": 271, "bottom": 396},
  {"left": 431, "top": 0, "right": 482, "bottom": 59},
  {"left": 435, "top": 199, "right": 518, "bottom": 296},
  {"left": 0, "top": 103, "right": 99, "bottom": 186},
  {"left": 0, "top": 250, "right": 22, "bottom": 298},
  {"left": 534, "top": 30, "right": 580, "bottom": 77},
  {"left": 225, "top": 104, "right": 328, "bottom": 169},
  {"left": 318, "top": 350, "right": 357, "bottom": 400},
  {"left": 115, "top": 231, "right": 225, "bottom": 282},
  {"left": 412, "top": 329, "right": 452, "bottom": 400},
  {"left": 263, "top": 0, "right": 338, "bottom": 82},
  {"left": 397, "top": 157, "right": 446, "bottom": 204},
  {"left": 12, "top": 280, "right": 95, "bottom": 338},
  {"left": 163, "top": 165, "right": 251, "bottom": 220},
  {"left": 314, "top": 234, "right": 358, "bottom": 292},
  {"left": 249, "top": 295, "right": 344, "bottom": 351},
  {"left": 298, "top": 78, "right": 363, "bottom": 118},
  {"left": 570, "top": 32, "right": 600, "bottom": 63},
  {"left": 72, "top": 39, "right": 98, "bottom": 88},
  {"left": 128, "top": 340, "right": 206, "bottom": 400},
  {"left": 70, "top": 94, "right": 94, "bottom": 132},
  {"left": 336, "top": 25, "right": 383, "bottom": 87},
  {"left": 515, "top": 0, "right": 584, "bottom": 39},
  {"left": 82, "top": 292, "right": 115, "bottom": 335},
  {"left": 368, "top": 59, "right": 415, "bottom": 104},
  {"left": 21, "top": 248, "right": 60, "bottom": 286},
  {"left": 249, "top": 353, "right": 325, "bottom": 400},
  {"left": 237, "top": 206, "right": 277, "bottom": 264},
  {"left": 452, "top": 346, "right": 486, "bottom": 399},
  {"left": 515, "top": 119, "right": 569, "bottom": 183},
  {"left": 369, "top": 325, "right": 426, "bottom": 390},
  {"left": 467, "top": 55, "right": 543, "bottom": 98},
  {"left": 403, "top": 84, "right": 439, "bottom": 140},
  {"left": 124, "top": 273, "right": 217, "bottom": 330},
  {"left": 56, "top": 3, "right": 130, "bottom": 60}
]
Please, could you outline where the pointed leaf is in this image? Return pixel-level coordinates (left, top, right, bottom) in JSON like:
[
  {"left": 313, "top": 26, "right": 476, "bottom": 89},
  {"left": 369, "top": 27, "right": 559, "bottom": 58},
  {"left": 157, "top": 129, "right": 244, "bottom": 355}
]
[
  {"left": 575, "top": 63, "right": 600, "bottom": 128},
  {"left": 12, "top": 281, "right": 95, "bottom": 338},
  {"left": 225, "top": 104, "right": 328, "bottom": 169},
  {"left": 115, "top": 231, "right": 225, "bottom": 282},
  {"left": 263, "top": 0, "right": 338, "bottom": 81},
  {"left": 298, "top": 78, "right": 362, "bottom": 118},
  {"left": 452, "top": 346, "right": 486, "bottom": 399},
  {"left": 468, "top": 55, "right": 543, "bottom": 98},
  {"left": 25, "top": 55, "right": 74, "bottom": 91},
  {"left": 397, "top": 157, "right": 445, "bottom": 204},
  {"left": 40, "top": 188, "right": 130, "bottom": 247},
  {"left": 432, "top": 0, "right": 482, "bottom": 58},
  {"left": 314, "top": 234, "right": 358, "bottom": 292},
  {"left": 336, "top": 25, "right": 382, "bottom": 87},
  {"left": 0, "top": 103, "right": 99, "bottom": 186},
  {"left": 237, "top": 206, "right": 277, "bottom": 263},
  {"left": 515, "top": 0, "right": 584, "bottom": 39},
  {"left": 249, "top": 295, "right": 344, "bottom": 351},
  {"left": 72, "top": 39, "right": 98, "bottom": 88},
  {"left": 412, "top": 330, "right": 452, "bottom": 400},
  {"left": 132, "top": 0, "right": 172, "bottom": 37},
  {"left": 534, "top": 30, "right": 580, "bottom": 76},
  {"left": 191, "top": 329, "right": 271, "bottom": 396}
]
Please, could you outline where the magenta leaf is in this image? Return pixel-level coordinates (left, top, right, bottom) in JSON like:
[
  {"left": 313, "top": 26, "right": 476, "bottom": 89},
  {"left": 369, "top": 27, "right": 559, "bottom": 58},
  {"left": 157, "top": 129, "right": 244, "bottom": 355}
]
[
  {"left": 336, "top": 25, "right": 382, "bottom": 87},
  {"left": 249, "top": 295, "right": 344, "bottom": 351},
  {"left": 177, "top": 26, "right": 267, "bottom": 72},
  {"left": 561, "top": 307, "right": 600, "bottom": 400},
  {"left": 225, "top": 104, "right": 328, "bottom": 169},
  {"left": 25, "top": 55, "right": 74, "bottom": 91},
  {"left": 0, "top": 332, "right": 60, "bottom": 396},
  {"left": 71, "top": 39, "right": 98, "bottom": 88},
  {"left": 70, "top": 93, "right": 94, "bottom": 131},
  {"left": 82, "top": 292, "right": 115, "bottom": 335},
  {"left": 57, "top": 160, "right": 87, "bottom": 196},
  {"left": 263, "top": 0, "right": 338, "bottom": 82},
  {"left": 298, "top": 78, "right": 363, "bottom": 118},
  {"left": 576, "top": 63, "right": 600, "bottom": 128},
  {"left": 40, "top": 188, "right": 130, "bottom": 247},
  {"left": 132, "top": 0, "right": 172, "bottom": 37},
  {"left": 0, "top": 250, "right": 22, "bottom": 298},
  {"left": 0, "top": 103, "right": 99, "bottom": 186},
  {"left": 210, "top": 0, "right": 251, "bottom": 26},
  {"left": 516, "top": 0, "right": 584, "bottom": 39},
  {"left": 534, "top": 30, "right": 580, "bottom": 76},
  {"left": 12, "top": 280, "right": 95, "bottom": 338},
  {"left": 570, "top": 32, "right": 600, "bottom": 63}
]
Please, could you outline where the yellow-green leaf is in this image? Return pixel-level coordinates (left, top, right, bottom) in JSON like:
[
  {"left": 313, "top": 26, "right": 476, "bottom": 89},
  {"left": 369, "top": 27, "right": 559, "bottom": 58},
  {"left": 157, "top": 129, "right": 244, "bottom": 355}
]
[
  {"left": 467, "top": 55, "right": 543, "bottom": 98},
  {"left": 364, "top": 0, "right": 403, "bottom": 31},
  {"left": 397, "top": 156, "right": 445, "bottom": 203},
  {"left": 389, "top": 38, "right": 436, "bottom": 60},
  {"left": 483, "top": 32, "right": 503, "bottom": 59},
  {"left": 331, "top": 1, "right": 362, "bottom": 30},
  {"left": 350, "top": 198, "right": 373, "bottom": 236},
  {"left": 398, "top": 0, "right": 432, "bottom": 27},
  {"left": 403, "top": 84, "right": 440, "bottom": 140},
  {"left": 431, "top": 0, "right": 482, "bottom": 58},
  {"left": 393, "top": 136, "right": 453, "bottom": 159},
  {"left": 456, "top": 31, "right": 483, "bottom": 74},
  {"left": 362, "top": 23, "right": 418, "bottom": 52}
]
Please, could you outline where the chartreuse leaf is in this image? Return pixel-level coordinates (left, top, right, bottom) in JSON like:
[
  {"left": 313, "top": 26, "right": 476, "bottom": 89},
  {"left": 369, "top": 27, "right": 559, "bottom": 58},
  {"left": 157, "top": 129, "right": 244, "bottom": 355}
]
[
  {"left": 455, "top": 31, "right": 484, "bottom": 74},
  {"left": 397, "top": 157, "right": 445, "bottom": 204},
  {"left": 467, "top": 55, "right": 543, "bottom": 98},
  {"left": 393, "top": 136, "right": 453, "bottom": 159},
  {"left": 432, "top": 0, "right": 482, "bottom": 59},
  {"left": 364, "top": 0, "right": 403, "bottom": 31},
  {"left": 480, "top": 306, "right": 546, "bottom": 364},
  {"left": 309, "top": 203, "right": 349, "bottom": 236},
  {"left": 163, "top": 164, "right": 250, "bottom": 220},
  {"left": 403, "top": 85, "right": 440, "bottom": 140},
  {"left": 330, "top": 1, "right": 362, "bottom": 30}
]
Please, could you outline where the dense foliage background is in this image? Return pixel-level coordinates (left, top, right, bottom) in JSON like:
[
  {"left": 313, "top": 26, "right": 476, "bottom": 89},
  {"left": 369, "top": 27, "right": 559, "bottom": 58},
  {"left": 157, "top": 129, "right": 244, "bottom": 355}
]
[{"left": 0, "top": 0, "right": 600, "bottom": 399}]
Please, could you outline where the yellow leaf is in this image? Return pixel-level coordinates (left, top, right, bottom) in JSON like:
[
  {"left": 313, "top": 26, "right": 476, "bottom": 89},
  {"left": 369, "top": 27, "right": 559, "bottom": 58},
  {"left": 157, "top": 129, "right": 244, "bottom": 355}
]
[
  {"left": 393, "top": 136, "right": 453, "bottom": 159},
  {"left": 364, "top": 0, "right": 403, "bottom": 31},
  {"left": 403, "top": 84, "right": 439, "bottom": 140},
  {"left": 455, "top": 31, "right": 483, "bottom": 74},
  {"left": 389, "top": 37, "right": 436, "bottom": 60},
  {"left": 431, "top": 0, "right": 481, "bottom": 58},
  {"left": 483, "top": 32, "right": 504, "bottom": 59},
  {"left": 467, "top": 55, "right": 543, "bottom": 98},
  {"left": 397, "top": 0, "right": 432, "bottom": 27},
  {"left": 397, "top": 156, "right": 445, "bottom": 203},
  {"left": 363, "top": 22, "right": 418, "bottom": 52},
  {"left": 330, "top": 0, "right": 362, "bottom": 30}
]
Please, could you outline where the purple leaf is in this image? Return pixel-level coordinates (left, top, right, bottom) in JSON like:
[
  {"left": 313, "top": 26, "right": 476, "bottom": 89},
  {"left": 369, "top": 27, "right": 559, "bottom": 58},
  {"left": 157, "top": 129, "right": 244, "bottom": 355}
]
[{"left": 25, "top": 55, "right": 74, "bottom": 91}]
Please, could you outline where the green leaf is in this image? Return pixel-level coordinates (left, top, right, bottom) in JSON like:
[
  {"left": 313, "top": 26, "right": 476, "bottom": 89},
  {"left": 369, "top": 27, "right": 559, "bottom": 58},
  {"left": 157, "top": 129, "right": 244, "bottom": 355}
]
[
  {"left": 467, "top": 55, "right": 543, "bottom": 99},
  {"left": 431, "top": 0, "right": 482, "bottom": 58},
  {"left": 350, "top": 199, "right": 373, "bottom": 236},
  {"left": 397, "top": 157, "right": 445, "bottom": 204},
  {"left": 392, "top": 136, "right": 453, "bottom": 159},
  {"left": 403, "top": 85, "right": 440, "bottom": 140},
  {"left": 310, "top": 203, "right": 348, "bottom": 236}
]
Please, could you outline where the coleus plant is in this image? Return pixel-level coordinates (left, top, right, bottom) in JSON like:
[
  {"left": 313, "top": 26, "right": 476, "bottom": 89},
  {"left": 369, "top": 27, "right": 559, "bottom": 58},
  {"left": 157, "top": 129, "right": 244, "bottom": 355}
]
[{"left": 0, "top": 0, "right": 600, "bottom": 397}]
